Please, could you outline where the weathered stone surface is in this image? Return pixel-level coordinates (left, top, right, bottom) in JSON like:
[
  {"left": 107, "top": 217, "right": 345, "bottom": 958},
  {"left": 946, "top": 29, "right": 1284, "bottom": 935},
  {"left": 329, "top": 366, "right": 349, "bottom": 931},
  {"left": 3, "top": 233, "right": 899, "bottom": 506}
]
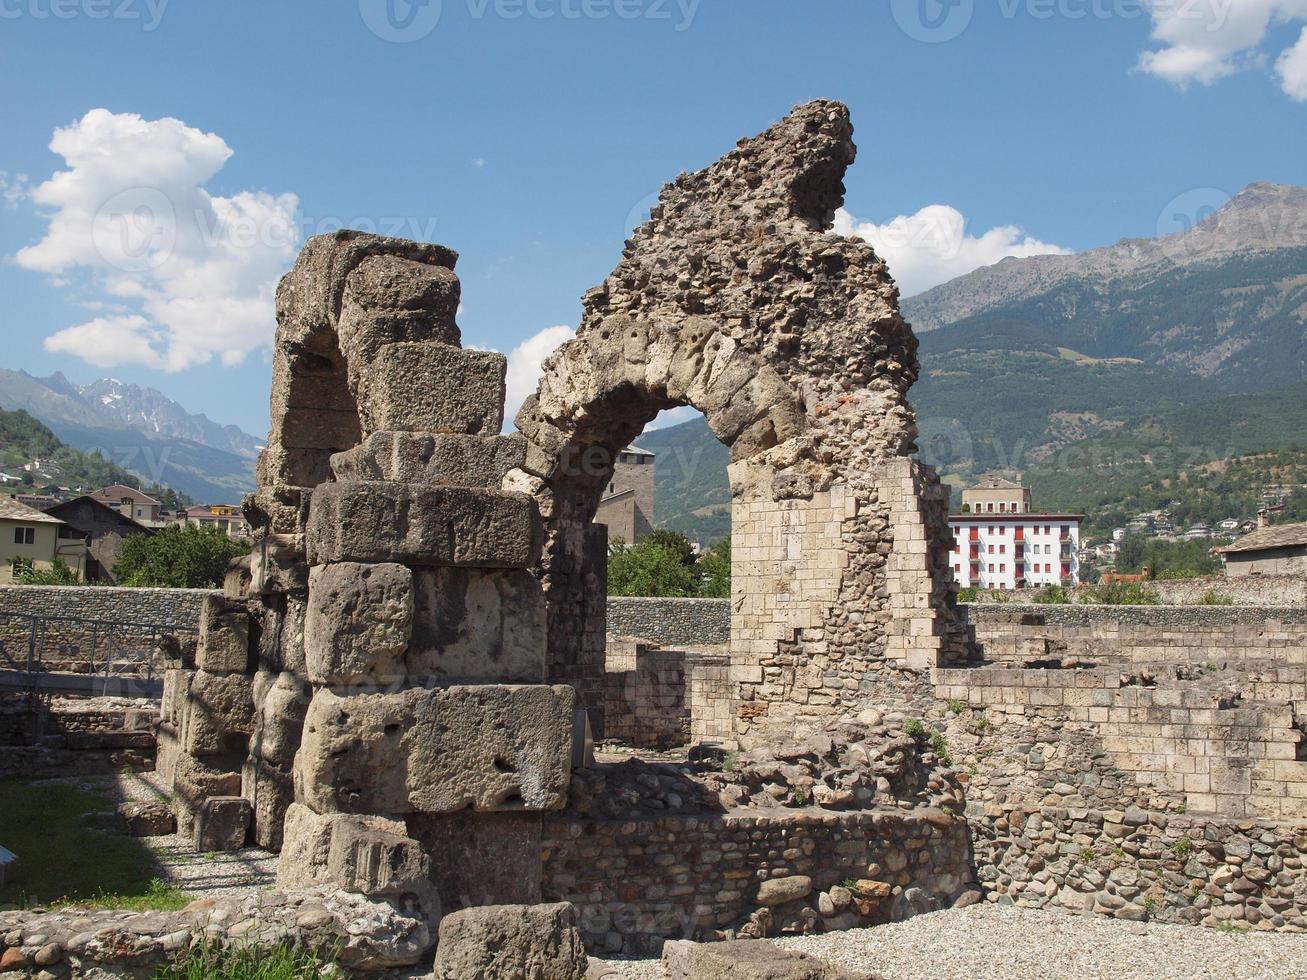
[
  {"left": 409, "top": 566, "right": 546, "bottom": 684},
  {"left": 180, "top": 670, "right": 255, "bottom": 758},
  {"left": 406, "top": 811, "right": 543, "bottom": 912},
  {"left": 173, "top": 753, "right": 243, "bottom": 834},
  {"left": 305, "top": 481, "right": 540, "bottom": 568},
  {"left": 305, "top": 562, "right": 413, "bottom": 685},
  {"left": 295, "top": 685, "right": 575, "bottom": 815},
  {"left": 757, "top": 875, "right": 813, "bottom": 907},
  {"left": 250, "top": 670, "right": 310, "bottom": 768},
  {"left": 432, "top": 902, "right": 587, "bottom": 980},
  {"left": 331, "top": 430, "right": 527, "bottom": 488},
  {"left": 337, "top": 254, "right": 461, "bottom": 370},
  {"left": 278, "top": 803, "right": 441, "bottom": 926},
  {"left": 242, "top": 754, "right": 295, "bottom": 851},
  {"left": 0, "top": 886, "right": 431, "bottom": 973},
  {"left": 249, "top": 533, "right": 309, "bottom": 594},
  {"left": 356, "top": 343, "right": 506, "bottom": 436},
  {"left": 117, "top": 801, "right": 175, "bottom": 837},
  {"left": 196, "top": 595, "right": 251, "bottom": 675},
  {"left": 662, "top": 939, "right": 868, "bottom": 980},
  {"left": 194, "top": 796, "right": 251, "bottom": 851}
]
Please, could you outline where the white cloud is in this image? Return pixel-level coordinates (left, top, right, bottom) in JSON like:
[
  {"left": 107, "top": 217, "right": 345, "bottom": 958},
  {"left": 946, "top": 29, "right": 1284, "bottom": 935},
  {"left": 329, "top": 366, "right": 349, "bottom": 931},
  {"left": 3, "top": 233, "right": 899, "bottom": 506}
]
[
  {"left": 1137, "top": 0, "right": 1307, "bottom": 98},
  {"left": 1277, "top": 25, "right": 1307, "bottom": 98},
  {"left": 832, "top": 205, "right": 1070, "bottom": 297},
  {"left": 14, "top": 109, "right": 299, "bottom": 372},
  {"left": 0, "top": 172, "right": 28, "bottom": 208},
  {"left": 499, "top": 324, "right": 576, "bottom": 427}
]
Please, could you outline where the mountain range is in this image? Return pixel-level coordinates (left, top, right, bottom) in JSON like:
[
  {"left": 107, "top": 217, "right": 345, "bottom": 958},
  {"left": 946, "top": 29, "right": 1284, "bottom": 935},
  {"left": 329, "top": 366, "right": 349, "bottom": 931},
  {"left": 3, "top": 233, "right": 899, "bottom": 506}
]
[
  {"left": 0, "top": 370, "right": 262, "bottom": 503},
  {"left": 641, "top": 182, "right": 1307, "bottom": 541}
]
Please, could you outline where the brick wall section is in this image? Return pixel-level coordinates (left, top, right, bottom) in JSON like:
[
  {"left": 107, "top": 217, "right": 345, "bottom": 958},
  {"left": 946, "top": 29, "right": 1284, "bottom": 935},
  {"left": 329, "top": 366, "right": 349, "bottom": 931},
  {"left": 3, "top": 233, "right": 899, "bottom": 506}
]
[
  {"left": 603, "top": 641, "right": 691, "bottom": 749},
  {"left": 541, "top": 807, "right": 972, "bottom": 955}
]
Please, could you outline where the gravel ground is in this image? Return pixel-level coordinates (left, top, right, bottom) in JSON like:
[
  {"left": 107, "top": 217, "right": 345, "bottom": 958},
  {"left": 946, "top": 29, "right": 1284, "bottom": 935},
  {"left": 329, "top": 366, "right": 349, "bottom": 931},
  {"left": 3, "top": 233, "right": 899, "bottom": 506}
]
[{"left": 588, "top": 905, "right": 1307, "bottom": 980}]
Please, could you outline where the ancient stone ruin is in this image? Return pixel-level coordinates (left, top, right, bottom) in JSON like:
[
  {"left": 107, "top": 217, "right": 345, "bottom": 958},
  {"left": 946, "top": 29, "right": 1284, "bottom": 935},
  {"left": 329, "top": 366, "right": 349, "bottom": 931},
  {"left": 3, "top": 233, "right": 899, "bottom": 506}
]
[
  {"left": 141, "top": 101, "right": 985, "bottom": 962},
  {"left": 517, "top": 99, "right": 971, "bottom": 747}
]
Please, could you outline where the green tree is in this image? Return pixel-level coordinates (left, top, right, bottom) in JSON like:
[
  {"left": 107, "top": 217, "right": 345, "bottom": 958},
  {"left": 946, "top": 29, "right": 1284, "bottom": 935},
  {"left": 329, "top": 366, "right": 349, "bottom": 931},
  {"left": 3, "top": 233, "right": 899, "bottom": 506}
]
[
  {"left": 698, "top": 536, "right": 731, "bottom": 598},
  {"left": 643, "top": 529, "right": 697, "bottom": 567},
  {"left": 607, "top": 539, "right": 700, "bottom": 597},
  {"left": 115, "top": 524, "right": 245, "bottom": 588},
  {"left": 13, "top": 557, "right": 85, "bottom": 585}
]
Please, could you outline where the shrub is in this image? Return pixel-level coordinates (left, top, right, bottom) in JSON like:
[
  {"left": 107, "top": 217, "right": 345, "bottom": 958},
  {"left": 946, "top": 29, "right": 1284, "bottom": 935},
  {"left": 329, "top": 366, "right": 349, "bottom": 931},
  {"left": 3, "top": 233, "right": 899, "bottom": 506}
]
[
  {"left": 1197, "top": 590, "right": 1234, "bottom": 606},
  {"left": 904, "top": 719, "right": 926, "bottom": 738},
  {"left": 1031, "top": 584, "right": 1071, "bottom": 605},
  {"left": 116, "top": 524, "right": 246, "bottom": 589},
  {"left": 956, "top": 586, "right": 979, "bottom": 603},
  {"left": 1086, "top": 581, "right": 1160, "bottom": 605}
]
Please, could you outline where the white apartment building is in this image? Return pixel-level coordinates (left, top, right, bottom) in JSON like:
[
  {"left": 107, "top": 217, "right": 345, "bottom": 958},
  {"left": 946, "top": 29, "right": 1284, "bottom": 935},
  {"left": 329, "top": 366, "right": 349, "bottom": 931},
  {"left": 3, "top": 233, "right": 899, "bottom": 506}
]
[{"left": 948, "top": 481, "right": 1082, "bottom": 589}]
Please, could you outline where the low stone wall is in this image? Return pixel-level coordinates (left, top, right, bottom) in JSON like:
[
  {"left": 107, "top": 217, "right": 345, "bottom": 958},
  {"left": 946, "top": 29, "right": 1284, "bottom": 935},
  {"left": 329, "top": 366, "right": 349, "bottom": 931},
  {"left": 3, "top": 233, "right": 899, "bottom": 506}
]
[
  {"left": 541, "top": 807, "right": 973, "bottom": 955},
  {"left": 606, "top": 597, "right": 730, "bottom": 647},
  {"left": 936, "top": 666, "right": 1307, "bottom": 820},
  {"left": 969, "top": 574, "right": 1307, "bottom": 607},
  {"left": 967, "top": 603, "right": 1307, "bottom": 668},
  {"left": 0, "top": 585, "right": 212, "bottom": 627},
  {"left": 0, "top": 694, "right": 155, "bottom": 777},
  {"left": 972, "top": 805, "right": 1307, "bottom": 930}
]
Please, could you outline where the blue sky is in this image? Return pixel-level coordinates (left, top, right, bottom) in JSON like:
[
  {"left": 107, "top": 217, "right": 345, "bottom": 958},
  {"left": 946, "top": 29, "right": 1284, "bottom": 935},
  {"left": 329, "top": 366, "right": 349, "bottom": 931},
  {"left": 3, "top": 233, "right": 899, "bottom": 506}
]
[{"left": 1, "top": 0, "right": 1304, "bottom": 437}]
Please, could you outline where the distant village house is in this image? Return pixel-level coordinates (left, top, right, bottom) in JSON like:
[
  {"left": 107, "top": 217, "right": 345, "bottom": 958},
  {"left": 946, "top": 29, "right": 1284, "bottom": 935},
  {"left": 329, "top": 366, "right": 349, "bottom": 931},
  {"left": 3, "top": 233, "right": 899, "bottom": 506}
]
[
  {"left": 949, "top": 479, "right": 1083, "bottom": 589},
  {"left": 594, "top": 446, "right": 656, "bottom": 545}
]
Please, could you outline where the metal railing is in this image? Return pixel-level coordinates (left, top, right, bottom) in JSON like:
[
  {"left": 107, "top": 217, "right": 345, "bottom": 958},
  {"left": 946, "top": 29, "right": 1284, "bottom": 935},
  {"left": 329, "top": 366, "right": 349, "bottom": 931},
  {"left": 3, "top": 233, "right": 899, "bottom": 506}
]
[{"left": 0, "top": 611, "right": 196, "bottom": 701}]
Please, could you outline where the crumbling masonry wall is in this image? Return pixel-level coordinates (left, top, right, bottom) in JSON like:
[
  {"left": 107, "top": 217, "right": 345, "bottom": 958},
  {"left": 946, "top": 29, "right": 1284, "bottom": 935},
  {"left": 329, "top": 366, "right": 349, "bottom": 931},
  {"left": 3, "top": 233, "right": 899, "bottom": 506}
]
[{"left": 518, "top": 101, "right": 968, "bottom": 747}]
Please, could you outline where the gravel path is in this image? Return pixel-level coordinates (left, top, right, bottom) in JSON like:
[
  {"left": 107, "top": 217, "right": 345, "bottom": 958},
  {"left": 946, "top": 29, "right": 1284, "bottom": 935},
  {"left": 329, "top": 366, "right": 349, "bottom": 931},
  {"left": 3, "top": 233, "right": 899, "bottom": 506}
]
[{"left": 588, "top": 905, "right": 1307, "bottom": 980}]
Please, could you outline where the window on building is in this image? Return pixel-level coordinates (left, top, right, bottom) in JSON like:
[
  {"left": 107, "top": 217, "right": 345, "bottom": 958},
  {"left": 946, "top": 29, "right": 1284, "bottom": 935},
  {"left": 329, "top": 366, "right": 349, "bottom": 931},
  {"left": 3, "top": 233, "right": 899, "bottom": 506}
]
[
  {"left": 988, "top": 544, "right": 994, "bottom": 554},
  {"left": 13, "top": 526, "right": 35, "bottom": 545},
  {"left": 999, "top": 545, "right": 1006, "bottom": 554},
  {"left": 1044, "top": 525, "right": 1051, "bottom": 535},
  {"left": 988, "top": 564, "right": 995, "bottom": 573},
  {"left": 987, "top": 503, "right": 994, "bottom": 512},
  {"left": 998, "top": 502, "right": 1006, "bottom": 512}
]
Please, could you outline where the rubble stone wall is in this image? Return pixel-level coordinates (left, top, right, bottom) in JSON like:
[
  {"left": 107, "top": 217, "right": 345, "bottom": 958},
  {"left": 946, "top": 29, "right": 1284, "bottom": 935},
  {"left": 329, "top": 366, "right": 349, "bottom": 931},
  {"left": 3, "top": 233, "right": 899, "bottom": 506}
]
[
  {"left": 0, "top": 585, "right": 212, "bottom": 626},
  {"left": 541, "top": 808, "right": 972, "bottom": 955},
  {"left": 970, "top": 575, "right": 1307, "bottom": 607},
  {"left": 607, "top": 598, "right": 730, "bottom": 647}
]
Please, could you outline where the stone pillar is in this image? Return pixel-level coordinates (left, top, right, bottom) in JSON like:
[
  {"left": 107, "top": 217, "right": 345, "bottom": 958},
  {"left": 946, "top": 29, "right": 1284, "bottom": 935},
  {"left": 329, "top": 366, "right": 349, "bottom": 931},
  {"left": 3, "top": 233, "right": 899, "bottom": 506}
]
[{"left": 273, "top": 249, "right": 574, "bottom": 934}]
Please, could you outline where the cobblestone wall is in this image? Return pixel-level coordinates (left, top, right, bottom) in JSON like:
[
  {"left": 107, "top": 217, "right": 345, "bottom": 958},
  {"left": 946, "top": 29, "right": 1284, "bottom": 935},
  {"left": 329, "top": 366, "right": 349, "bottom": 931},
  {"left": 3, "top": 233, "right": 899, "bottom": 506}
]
[
  {"left": 0, "top": 585, "right": 212, "bottom": 627},
  {"left": 607, "top": 598, "right": 730, "bottom": 646},
  {"left": 970, "top": 574, "right": 1307, "bottom": 607}
]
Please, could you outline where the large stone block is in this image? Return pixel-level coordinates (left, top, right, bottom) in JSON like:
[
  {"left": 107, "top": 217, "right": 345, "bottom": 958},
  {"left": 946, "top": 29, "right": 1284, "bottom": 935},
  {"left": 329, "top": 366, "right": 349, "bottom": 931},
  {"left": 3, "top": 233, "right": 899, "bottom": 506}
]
[
  {"left": 258, "top": 594, "right": 308, "bottom": 676},
  {"left": 196, "top": 596, "right": 251, "bottom": 675},
  {"left": 331, "top": 431, "right": 527, "bottom": 488},
  {"left": 409, "top": 567, "right": 546, "bottom": 684},
  {"left": 305, "top": 481, "right": 540, "bottom": 568},
  {"left": 249, "top": 533, "right": 309, "bottom": 595},
  {"left": 432, "top": 903, "right": 588, "bottom": 980},
  {"left": 338, "top": 255, "right": 461, "bottom": 366},
  {"left": 296, "top": 685, "right": 574, "bottom": 815},
  {"left": 406, "top": 812, "right": 542, "bottom": 912},
  {"left": 180, "top": 671, "right": 255, "bottom": 758},
  {"left": 250, "top": 670, "right": 310, "bottom": 768},
  {"left": 278, "top": 803, "right": 440, "bottom": 927},
  {"left": 194, "top": 796, "right": 251, "bottom": 852},
  {"left": 242, "top": 755, "right": 294, "bottom": 852},
  {"left": 172, "top": 753, "right": 243, "bottom": 835},
  {"left": 356, "top": 343, "right": 506, "bottom": 436},
  {"left": 305, "top": 562, "right": 413, "bottom": 685}
]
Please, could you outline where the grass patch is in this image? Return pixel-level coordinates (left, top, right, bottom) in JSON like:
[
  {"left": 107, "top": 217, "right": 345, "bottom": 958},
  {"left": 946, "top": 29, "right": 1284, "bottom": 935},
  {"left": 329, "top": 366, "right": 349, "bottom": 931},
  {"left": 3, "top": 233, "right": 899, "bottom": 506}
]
[
  {"left": 0, "top": 779, "right": 184, "bottom": 910},
  {"left": 153, "top": 940, "right": 337, "bottom": 980}
]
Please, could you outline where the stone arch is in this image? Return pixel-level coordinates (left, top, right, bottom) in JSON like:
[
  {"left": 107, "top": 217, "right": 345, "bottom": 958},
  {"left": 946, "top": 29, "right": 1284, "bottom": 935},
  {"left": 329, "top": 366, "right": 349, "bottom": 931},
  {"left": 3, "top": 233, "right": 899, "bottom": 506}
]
[{"left": 514, "top": 101, "right": 967, "bottom": 746}]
